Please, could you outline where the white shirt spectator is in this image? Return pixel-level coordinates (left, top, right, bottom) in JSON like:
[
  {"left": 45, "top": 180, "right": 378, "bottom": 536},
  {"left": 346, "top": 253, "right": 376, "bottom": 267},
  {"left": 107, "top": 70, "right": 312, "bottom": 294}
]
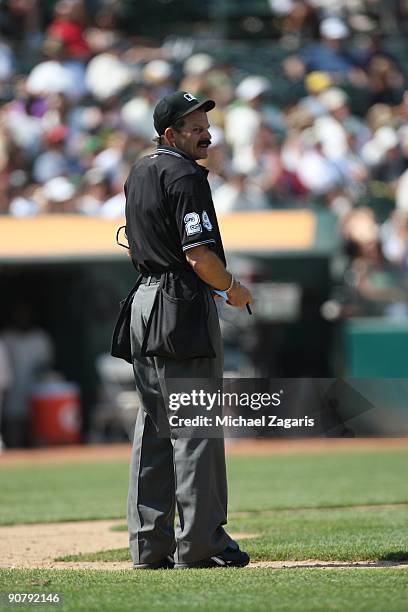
[
  {"left": 26, "top": 60, "right": 81, "bottom": 100},
  {"left": 297, "top": 147, "right": 342, "bottom": 194},
  {"left": 224, "top": 104, "right": 262, "bottom": 155},
  {"left": 99, "top": 192, "right": 126, "bottom": 218},
  {"left": 396, "top": 168, "right": 408, "bottom": 212},
  {"left": 0, "top": 42, "right": 14, "bottom": 81},
  {"left": 314, "top": 115, "right": 349, "bottom": 160},
  {"left": 2, "top": 328, "right": 53, "bottom": 419},
  {"left": 9, "top": 196, "right": 39, "bottom": 217},
  {"left": 213, "top": 175, "right": 269, "bottom": 214},
  {"left": 381, "top": 212, "right": 408, "bottom": 264}
]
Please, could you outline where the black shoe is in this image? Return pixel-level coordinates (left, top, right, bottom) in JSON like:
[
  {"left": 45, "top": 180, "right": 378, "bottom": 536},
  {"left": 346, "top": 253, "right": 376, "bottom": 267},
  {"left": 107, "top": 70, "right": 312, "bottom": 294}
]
[
  {"left": 133, "top": 556, "right": 174, "bottom": 570},
  {"left": 174, "top": 546, "right": 250, "bottom": 569}
]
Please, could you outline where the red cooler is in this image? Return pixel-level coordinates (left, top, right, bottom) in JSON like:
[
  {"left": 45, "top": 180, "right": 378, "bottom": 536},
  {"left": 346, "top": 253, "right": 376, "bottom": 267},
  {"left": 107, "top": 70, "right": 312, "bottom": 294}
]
[{"left": 31, "top": 381, "right": 81, "bottom": 446}]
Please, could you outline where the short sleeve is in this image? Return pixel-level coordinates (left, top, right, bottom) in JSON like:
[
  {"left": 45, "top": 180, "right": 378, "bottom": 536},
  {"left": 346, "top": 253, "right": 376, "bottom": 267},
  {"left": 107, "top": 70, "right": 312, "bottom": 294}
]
[{"left": 168, "top": 174, "right": 218, "bottom": 252}]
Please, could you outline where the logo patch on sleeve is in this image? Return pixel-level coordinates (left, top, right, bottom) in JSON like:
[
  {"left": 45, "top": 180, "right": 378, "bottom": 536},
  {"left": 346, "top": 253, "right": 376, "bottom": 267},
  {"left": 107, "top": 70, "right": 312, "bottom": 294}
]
[{"left": 202, "top": 210, "right": 213, "bottom": 231}]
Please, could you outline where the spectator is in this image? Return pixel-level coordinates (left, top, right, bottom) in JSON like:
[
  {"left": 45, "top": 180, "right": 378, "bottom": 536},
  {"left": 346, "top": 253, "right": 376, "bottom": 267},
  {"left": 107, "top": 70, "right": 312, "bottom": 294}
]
[
  {"left": 84, "top": 2, "right": 121, "bottom": 54},
  {"left": 8, "top": 169, "right": 39, "bottom": 217},
  {"left": 0, "top": 38, "right": 15, "bottom": 82},
  {"left": 98, "top": 171, "right": 126, "bottom": 218},
  {"left": 0, "top": 0, "right": 406, "bottom": 326},
  {"left": 301, "top": 17, "right": 366, "bottom": 84},
  {"left": 213, "top": 172, "right": 270, "bottom": 215},
  {"left": 296, "top": 129, "right": 343, "bottom": 195},
  {"left": 381, "top": 209, "right": 408, "bottom": 266},
  {"left": 32, "top": 125, "right": 70, "bottom": 183},
  {"left": 318, "top": 87, "right": 371, "bottom": 153},
  {"left": 77, "top": 167, "right": 108, "bottom": 215},
  {"left": 2, "top": 306, "right": 54, "bottom": 447},
  {"left": 45, "top": 0, "right": 90, "bottom": 62},
  {"left": 238, "top": 125, "right": 286, "bottom": 202},
  {"left": 42, "top": 175, "right": 77, "bottom": 213},
  {"left": 341, "top": 207, "right": 408, "bottom": 318},
  {"left": 205, "top": 126, "right": 231, "bottom": 192},
  {"left": 299, "top": 71, "right": 332, "bottom": 118},
  {"left": 224, "top": 75, "right": 285, "bottom": 172},
  {"left": 396, "top": 168, "right": 408, "bottom": 212}
]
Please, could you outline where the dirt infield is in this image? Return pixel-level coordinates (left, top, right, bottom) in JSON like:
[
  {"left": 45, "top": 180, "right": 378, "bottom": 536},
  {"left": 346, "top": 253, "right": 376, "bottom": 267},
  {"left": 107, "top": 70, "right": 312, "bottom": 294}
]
[
  {"left": 1, "top": 438, "right": 407, "bottom": 467},
  {"left": 0, "top": 519, "right": 255, "bottom": 570},
  {"left": 0, "top": 518, "right": 407, "bottom": 571},
  {"left": 0, "top": 520, "right": 127, "bottom": 569}
]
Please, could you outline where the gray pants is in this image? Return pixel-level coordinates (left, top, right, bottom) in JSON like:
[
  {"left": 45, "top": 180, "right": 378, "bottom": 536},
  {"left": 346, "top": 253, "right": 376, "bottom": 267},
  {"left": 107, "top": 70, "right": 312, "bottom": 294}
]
[{"left": 128, "top": 280, "right": 234, "bottom": 564}]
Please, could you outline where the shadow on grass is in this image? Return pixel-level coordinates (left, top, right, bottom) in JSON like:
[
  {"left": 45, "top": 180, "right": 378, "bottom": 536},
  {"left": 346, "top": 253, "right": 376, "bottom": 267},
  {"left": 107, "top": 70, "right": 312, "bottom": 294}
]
[
  {"left": 379, "top": 551, "right": 408, "bottom": 562},
  {"left": 254, "top": 560, "right": 408, "bottom": 569},
  {"left": 229, "top": 502, "right": 408, "bottom": 517}
]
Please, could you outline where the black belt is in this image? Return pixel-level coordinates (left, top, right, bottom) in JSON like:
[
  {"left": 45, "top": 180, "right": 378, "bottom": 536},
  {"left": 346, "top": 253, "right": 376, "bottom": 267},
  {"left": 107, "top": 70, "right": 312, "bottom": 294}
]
[{"left": 140, "top": 274, "right": 162, "bottom": 285}]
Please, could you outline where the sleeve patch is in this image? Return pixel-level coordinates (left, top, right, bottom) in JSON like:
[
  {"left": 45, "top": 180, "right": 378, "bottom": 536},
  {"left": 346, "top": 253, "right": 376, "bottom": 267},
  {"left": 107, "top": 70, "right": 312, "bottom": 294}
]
[
  {"left": 184, "top": 212, "right": 202, "bottom": 236},
  {"left": 202, "top": 210, "right": 213, "bottom": 231}
]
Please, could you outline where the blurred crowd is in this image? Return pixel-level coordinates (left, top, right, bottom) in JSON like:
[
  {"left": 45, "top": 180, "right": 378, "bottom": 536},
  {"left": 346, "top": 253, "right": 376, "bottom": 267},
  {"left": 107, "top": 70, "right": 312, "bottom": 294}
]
[{"left": 1, "top": 0, "right": 408, "bottom": 314}]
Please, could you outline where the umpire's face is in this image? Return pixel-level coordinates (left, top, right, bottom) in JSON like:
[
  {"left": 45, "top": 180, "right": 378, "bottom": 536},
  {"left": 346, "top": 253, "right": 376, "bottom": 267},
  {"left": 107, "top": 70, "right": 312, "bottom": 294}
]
[{"left": 167, "top": 110, "right": 212, "bottom": 160}]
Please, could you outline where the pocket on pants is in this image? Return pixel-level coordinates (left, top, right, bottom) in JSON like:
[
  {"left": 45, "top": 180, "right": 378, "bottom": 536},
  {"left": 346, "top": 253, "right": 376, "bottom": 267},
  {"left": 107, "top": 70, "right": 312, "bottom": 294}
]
[{"left": 142, "top": 283, "right": 215, "bottom": 360}]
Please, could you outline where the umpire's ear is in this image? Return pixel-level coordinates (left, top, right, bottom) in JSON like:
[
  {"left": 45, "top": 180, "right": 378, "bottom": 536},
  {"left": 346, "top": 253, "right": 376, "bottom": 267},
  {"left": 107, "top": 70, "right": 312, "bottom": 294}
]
[{"left": 164, "top": 126, "right": 176, "bottom": 147}]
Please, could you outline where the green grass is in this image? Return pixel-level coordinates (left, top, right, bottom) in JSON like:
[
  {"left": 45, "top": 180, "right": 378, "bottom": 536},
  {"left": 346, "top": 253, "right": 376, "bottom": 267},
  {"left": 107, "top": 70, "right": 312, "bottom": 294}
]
[
  {"left": 1, "top": 447, "right": 407, "bottom": 611},
  {"left": 226, "top": 449, "right": 408, "bottom": 511},
  {"left": 0, "top": 568, "right": 407, "bottom": 612},
  {"left": 0, "top": 448, "right": 407, "bottom": 525},
  {"left": 0, "top": 461, "right": 128, "bottom": 525},
  {"left": 58, "top": 505, "right": 408, "bottom": 563}
]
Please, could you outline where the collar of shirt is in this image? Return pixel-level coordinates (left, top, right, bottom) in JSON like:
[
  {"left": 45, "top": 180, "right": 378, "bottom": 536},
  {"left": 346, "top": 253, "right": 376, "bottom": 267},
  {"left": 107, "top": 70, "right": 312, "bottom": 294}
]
[{"left": 155, "top": 145, "right": 209, "bottom": 176}]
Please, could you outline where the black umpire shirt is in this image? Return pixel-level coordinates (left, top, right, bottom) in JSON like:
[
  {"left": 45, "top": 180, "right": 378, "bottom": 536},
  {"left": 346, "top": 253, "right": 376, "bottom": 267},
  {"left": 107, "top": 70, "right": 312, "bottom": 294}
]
[{"left": 125, "top": 145, "right": 226, "bottom": 275}]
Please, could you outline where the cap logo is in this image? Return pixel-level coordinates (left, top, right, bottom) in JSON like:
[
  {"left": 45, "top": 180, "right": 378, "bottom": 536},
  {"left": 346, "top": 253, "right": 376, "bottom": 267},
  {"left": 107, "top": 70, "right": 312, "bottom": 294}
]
[{"left": 184, "top": 93, "right": 197, "bottom": 102}]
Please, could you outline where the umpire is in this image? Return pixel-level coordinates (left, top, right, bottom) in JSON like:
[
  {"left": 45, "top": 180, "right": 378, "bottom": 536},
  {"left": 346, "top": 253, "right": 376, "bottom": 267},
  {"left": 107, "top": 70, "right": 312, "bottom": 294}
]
[{"left": 125, "top": 91, "right": 253, "bottom": 569}]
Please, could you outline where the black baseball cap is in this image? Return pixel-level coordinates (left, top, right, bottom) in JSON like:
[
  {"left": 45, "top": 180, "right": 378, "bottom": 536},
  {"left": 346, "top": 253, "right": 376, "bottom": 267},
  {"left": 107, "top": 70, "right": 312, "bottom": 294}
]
[{"left": 153, "top": 91, "right": 215, "bottom": 136}]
